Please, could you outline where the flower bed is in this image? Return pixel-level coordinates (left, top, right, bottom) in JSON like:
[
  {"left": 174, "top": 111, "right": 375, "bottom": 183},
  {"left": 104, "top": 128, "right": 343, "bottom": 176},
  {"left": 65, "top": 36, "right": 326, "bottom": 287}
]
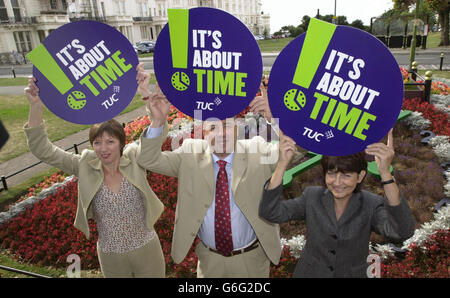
[
  {"left": 381, "top": 229, "right": 449, "bottom": 278},
  {"left": 0, "top": 179, "right": 99, "bottom": 269},
  {"left": 3, "top": 171, "right": 67, "bottom": 212},
  {"left": 403, "top": 97, "right": 450, "bottom": 136}
]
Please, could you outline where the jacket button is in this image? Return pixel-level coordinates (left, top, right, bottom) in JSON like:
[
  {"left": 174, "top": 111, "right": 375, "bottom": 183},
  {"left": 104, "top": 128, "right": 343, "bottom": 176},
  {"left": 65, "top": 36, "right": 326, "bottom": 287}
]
[
  {"left": 329, "top": 250, "right": 336, "bottom": 255},
  {"left": 204, "top": 204, "right": 209, "bottom": 208},
  {"left": 331, "top": 234, "right": 337, "bottom": 240},
  {"left": 328, "top": 266, "right": 334, "bottom": 272},
  {"left": 190, "top": 232, "right": 196, "bottom": 237}
]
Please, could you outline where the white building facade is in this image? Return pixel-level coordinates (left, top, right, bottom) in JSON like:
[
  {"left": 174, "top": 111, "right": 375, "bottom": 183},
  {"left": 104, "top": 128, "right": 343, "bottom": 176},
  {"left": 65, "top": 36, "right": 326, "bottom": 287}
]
[{"left": 0, "top": 0, "right": 269, "bottom": 64}]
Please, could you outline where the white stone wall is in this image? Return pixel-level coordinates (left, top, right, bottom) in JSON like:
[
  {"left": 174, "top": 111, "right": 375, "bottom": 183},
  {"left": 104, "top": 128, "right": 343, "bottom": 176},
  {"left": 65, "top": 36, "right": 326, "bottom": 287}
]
[{"left": 0, "top": 0, "right": 269, "bottom": 62}]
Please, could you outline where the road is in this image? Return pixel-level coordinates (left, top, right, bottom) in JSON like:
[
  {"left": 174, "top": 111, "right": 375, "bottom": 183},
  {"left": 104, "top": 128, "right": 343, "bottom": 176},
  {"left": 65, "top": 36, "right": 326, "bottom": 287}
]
[
  {"left": 1, "top": 49, "right": 450, "bottom": 78},
  {"left": 261, "top": 49, "right": 450, "bottom": 70}
]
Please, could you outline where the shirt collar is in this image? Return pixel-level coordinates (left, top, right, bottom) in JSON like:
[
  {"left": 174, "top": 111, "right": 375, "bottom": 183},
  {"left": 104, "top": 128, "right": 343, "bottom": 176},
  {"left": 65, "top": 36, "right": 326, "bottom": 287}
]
[{"left": 212, "top": 152, "right": 234, "bottom": 166}]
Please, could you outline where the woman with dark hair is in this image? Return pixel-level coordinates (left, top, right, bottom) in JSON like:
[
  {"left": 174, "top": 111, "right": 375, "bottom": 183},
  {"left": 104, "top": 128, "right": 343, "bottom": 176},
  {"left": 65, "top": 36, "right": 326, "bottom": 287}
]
[
  {"left": 259, "top": 130, "right": 415, "bottom": 278},
  {"left": 23, "top": 64, "right": 166, "bottom": 278}
]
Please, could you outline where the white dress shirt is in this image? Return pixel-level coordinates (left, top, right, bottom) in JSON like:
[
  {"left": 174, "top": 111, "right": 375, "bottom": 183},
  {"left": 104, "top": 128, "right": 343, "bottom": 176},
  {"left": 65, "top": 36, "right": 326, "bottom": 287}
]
[{"left": 145, "top": 126, "right": 256, "bottom": 250}]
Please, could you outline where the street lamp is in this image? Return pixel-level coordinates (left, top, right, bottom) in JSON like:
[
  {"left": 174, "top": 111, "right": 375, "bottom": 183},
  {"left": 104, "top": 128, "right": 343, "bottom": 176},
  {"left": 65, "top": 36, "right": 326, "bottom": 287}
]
[{"left": 332, "top": 0, "right": 337, "bottom": 24}]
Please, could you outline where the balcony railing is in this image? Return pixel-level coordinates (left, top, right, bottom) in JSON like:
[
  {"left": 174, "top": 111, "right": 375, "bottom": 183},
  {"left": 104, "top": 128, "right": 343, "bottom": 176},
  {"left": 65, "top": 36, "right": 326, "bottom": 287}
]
[
  {"left": 40, "top": 10, "right": 68, "bottom": 15},
  {"left": 133, "top": 16, "right": 153, "bottom": 22},
  {"left": 0, "top": 17, "right": 37, "bottom": 25},
  {"left": 69, "top": 16, "right": 106, "bottom": 23}
]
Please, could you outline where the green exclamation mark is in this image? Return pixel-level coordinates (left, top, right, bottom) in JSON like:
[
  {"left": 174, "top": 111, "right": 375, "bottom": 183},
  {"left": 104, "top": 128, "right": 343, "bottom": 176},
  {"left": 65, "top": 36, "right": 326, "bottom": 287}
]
[
  {"left": 26, "top": 44, "right": 73, "bottom": 94},
  {"left": 27, "top": 45, "right": 88, "bottom": 110},
  {"left": 168, "top": 9, "right": 190, "bottom": 91},
  {"left": 284, "top": 18, "right": 336, "bottom": 112}
]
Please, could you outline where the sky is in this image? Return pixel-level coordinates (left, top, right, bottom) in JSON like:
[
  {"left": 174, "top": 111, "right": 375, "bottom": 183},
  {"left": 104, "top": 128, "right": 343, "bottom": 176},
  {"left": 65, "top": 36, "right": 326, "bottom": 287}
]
[{"left": 261, "top": 0, "right": 395, "bottom": 33}]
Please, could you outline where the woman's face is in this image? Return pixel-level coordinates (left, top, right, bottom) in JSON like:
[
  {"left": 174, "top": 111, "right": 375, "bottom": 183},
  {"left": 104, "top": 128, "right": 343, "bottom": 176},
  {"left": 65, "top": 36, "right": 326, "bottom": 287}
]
[
  {"left": 325, "top": 169, "right": 366, "bottom": 201},
  {"left": 92, "top": 132, "right": 122, "bottom": 166}
]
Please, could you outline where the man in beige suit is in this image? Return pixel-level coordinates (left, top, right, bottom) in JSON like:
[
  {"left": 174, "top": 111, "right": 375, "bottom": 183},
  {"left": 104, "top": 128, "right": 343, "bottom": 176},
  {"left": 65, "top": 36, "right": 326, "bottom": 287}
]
[{"left": 136, "top": 73, "right": 281, "bottom": 277}]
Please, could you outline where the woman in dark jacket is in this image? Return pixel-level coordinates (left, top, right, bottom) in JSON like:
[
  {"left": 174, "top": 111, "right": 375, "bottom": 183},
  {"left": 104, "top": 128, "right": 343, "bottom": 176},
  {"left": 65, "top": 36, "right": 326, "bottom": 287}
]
[{"left": 259, "top": 130, "right": 415, "bottom": 278}]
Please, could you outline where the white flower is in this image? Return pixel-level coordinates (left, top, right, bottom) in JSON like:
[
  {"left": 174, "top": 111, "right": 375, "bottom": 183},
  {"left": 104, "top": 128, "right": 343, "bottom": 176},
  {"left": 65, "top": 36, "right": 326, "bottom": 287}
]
[
  {"left": 402, "top": 204, "right": 450, "bottom": 250},
  {"left": 432, "top": 142, "right": 450, "bottom": 163},
  {"left": 430, "top": 92, "right": 450, "bottom": 115},
  {"left": 400, "top": 110, "right": 431, "bottom": 130},
  {"left": 444, "top": 170, "right": 450, "bottom": 197},
  {"left": 428, "top": 135, "right": 449, "bottom": 147},
  {"left": 372, "top": 243, "right": 395, "bottom": 260},
  {"left": 280, "top": 234, "right": 306, "bottom": 259}
]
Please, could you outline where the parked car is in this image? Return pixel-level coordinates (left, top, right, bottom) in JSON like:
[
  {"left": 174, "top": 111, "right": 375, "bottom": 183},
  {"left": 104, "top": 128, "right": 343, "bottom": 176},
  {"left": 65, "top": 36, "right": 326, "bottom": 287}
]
[
  {"left": 133, "top": 45, "right": 139, "bottom": 54},
  {"left": 136, "top": 41, "right": 155, "bottom": 53}
]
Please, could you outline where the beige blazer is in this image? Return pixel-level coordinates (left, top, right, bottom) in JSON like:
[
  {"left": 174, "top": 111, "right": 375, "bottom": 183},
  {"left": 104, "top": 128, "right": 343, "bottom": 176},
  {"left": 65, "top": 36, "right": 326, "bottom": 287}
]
[
  {"left": 137, "top": 122, "right": 282, "bottom": 264},
  {"left": 24, "top": 122, "right": 164, "bottom": 239}
]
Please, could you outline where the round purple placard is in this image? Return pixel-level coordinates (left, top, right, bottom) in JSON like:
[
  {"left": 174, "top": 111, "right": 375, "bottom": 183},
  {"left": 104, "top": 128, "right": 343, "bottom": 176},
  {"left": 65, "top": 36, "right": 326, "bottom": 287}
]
[
  {"left": 27, "top": 21, "right": 138, "bottom": 124},
  {"left": 268, "top": 18, "right": 404, "bottom": 156},
  {"left": 154, "top": 7, "right": 262, "bottom": 120}
]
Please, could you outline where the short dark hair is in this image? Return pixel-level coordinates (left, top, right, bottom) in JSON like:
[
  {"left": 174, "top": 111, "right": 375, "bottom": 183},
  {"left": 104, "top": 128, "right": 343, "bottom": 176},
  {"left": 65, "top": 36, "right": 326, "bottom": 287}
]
[
  {"left": 321, "top": 152, "right": 368, "bottom": 193},
  {"left": 89, "top": 120, "right": 126, "bottom": 156}
]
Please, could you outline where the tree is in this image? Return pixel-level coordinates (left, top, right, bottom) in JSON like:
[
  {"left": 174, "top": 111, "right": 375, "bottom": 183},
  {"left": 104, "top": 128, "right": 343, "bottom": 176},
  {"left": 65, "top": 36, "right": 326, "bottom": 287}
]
[
  {"left": 278, "top": 25, "right": 304, "bottom": 38},
  {"left": 263, "top": 27, "right": 269, "bottom": 39},
  {"left": 427, "top": 0, "right": 449, "bottom": 45},
  {"left": 337, "top": 15, "right": 349, "bottom": 25},
  {"left": 394, "top": 0, "right": 448, "bottom": 45},
  {"left": 298, "top": 15, "right": 311, "bottom": 32},
  {"left": 350, "top": 19, "right": 369, "bottom": 31}
]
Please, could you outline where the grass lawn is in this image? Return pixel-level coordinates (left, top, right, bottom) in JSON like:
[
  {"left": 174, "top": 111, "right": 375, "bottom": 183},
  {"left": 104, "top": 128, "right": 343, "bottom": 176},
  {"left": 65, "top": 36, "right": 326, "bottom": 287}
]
[
  {"left": 138, "top": 52, "right": 154, "bottom": 58},
  {"left": 257, "top": 37, "right": 294, "bottom": 52},
  {"left": 0, "top": 249, "right": 102, "bottom": 278},
  {"left": 0, "top": 93, "right": 147, "bottom": 164},
  {"left": 0, "top": 77, "right": 29, "bottom": 86},
  {"left": 0, "top": 167, "right": 59, "bottom": 208},
  {"left": 418, "top": 69, "right": 450, "bottom": 80},
  {"left": 426, "top": 31, "right": 441, "bottom": 49}
]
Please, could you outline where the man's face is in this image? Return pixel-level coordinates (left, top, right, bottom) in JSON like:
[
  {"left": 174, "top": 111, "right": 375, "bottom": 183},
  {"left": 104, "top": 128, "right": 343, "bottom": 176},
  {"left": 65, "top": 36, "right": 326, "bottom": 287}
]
[{"left": 203, "top": 118, "right": 237, "bottom": 155}]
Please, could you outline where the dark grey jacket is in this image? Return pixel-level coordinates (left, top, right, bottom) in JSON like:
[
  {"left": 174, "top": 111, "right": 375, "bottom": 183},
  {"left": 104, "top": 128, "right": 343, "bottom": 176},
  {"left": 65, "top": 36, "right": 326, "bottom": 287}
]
[{"left": 259, "top": 182, "right": 415, "bottom": 278}]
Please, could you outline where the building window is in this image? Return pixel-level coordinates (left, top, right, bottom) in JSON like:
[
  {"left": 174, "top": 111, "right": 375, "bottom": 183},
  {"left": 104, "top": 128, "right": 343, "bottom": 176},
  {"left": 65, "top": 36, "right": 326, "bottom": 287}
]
[
  {"left": 11, "top": 0, "right": 21, "bottom": 22},
  {"left": 91, "top": 0, "right": 99, "bottom": 17},
  {"left": 113, "top": 0, "right": 120, "bottom": 15},
  {"left": 143, "top": 2, "right": 148, "bottom": 16},
  {"left": 140, "top": 26, "right": 149, "bottom": 40},
  {"left": 138, "top": 1, "right": 143, "bottom": 16},
  {"left": 50, "top": 0, "right": 57, "bottom": 10},
  {"left": 120, "top": 0, "right": 126, "bottom": 15},
  {"left": 0, "top": 0, "right": 8, "bottom": 22},
  {"left": 14, "top": 31, "right": 32, "bottom": 53},
  {"left": 114, "top": 0, "right": 126, "bottom": 15}
]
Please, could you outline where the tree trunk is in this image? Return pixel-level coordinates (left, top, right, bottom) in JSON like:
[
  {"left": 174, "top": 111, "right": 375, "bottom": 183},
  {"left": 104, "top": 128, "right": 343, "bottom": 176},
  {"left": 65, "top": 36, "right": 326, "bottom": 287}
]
[{"left": 439, "top": 7, "right": 450, "bottom": 46}]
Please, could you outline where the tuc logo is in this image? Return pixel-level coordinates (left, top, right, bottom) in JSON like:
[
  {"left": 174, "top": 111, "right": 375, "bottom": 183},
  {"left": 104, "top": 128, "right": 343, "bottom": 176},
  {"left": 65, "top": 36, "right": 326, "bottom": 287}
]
[
  {"left": 154, "top": 7, "right": 262, "bottom": 120},
  {"left": 302, "top": 127, "right": 335, "bottom": 143},
  {"left": 268, "top": 18, "right": 403, "bottom": 156},
  {"left": 27, "top": 21, "right": 138, "bottom": 125}
]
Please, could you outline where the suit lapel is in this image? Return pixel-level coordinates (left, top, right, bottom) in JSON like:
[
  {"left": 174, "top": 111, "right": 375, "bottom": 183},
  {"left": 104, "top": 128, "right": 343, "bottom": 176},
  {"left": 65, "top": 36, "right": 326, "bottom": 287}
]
[
  {"left": 320, "top": 189, "right": 362, "bottom": 226},
  {"left": 231, "top": 151, "right": 247, "bottom": 198},
  {"left": 198, "top": 145, "right": 215, "bottom": 194},
  {"left": 321, "top": 189, "right": 338, "bottom": 226},
  {"left": 338, "top": 192, "right": 362, "bottom": 226}
]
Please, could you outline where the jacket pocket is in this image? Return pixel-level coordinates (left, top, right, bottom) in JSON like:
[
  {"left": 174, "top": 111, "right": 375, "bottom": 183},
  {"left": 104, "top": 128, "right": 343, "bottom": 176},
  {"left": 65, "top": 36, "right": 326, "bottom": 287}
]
[
  {"left": 293, "top": 254, "right": 331, "bottom": 278},
  {"left": 350, "top": 263, "right": 369, "bottom": 278}
]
